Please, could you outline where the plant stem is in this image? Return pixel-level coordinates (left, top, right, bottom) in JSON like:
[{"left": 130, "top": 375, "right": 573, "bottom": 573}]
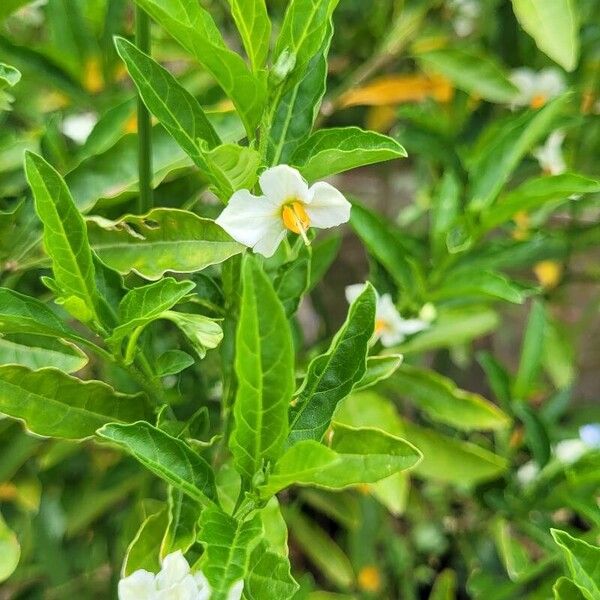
[{"left": 135, "top": 5, "right": 153, "bottom": 214}]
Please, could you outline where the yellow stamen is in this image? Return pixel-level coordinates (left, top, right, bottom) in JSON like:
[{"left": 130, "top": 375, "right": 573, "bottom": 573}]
[
  {"left": 282, "top": 201, "right": 310, "bottom": 245},
  {"left": 375, "top": 318, "right": 389, "bottom": 334},
  {"left": 530, "top": 94, "right": 547, "bottom": 109},
  {"left": 358, "top": 565, "right": 382, "bottom": 593}
]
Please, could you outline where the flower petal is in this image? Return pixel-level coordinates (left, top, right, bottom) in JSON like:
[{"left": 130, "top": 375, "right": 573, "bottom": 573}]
[
  {"left": 155, "top": 575, "right": 199, "bottom": 600},
  {"left": 251, "top": 223, "right": 288, "bottom": 258},
  {"left": 306, "top": 182, "right": 351, "bottom": 229},
  {"left": 259, "top": 165, "right": 310, "bottom": 204},
  {"left": 537, "top": 68, "right": 566, "bottom": 98},
  {"left": 194, "top": 571, "right": 212, "bottom": 600},
  {"left": 118, "top": 570, "right": 156, "bottom": 600},
  {"left": 156, "top": 551, "right": 190, "bottom": 590},
  {"left": 226, "top": 580, "right": 244, "bottom": 600},
  {"left": 216, "top": 189, "right": 283, "bottom": 253}
]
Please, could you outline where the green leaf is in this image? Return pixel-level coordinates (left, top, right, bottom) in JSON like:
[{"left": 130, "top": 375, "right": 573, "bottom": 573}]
[
  {"left": 284, "top": 508, "right": 354, "bottom": 589},
  {"left": 244, "top": 540, "right": 299, "bottom": 600},
  {"left": 0, "top": 62, "right": 20, "bottom": 87},
  {"left": 88, "top": 208, "right": 244, "bottom": 280},
  {"left": 97, "top": 421, "right": 218, "bottom": 505},
  {"left": 551, "top": 529, "right": 600, "bottom": 600},
  {"left": 274, "top": 0, "right": 339, "bottom": 87},
  {"left": 483, "top": 174, "right": 600, "bottom": 230},
  {"left": 513, "top": 402, "right": 551, "bottom": 466},
  {"left": 494, "top": 519, "right": 532, "bottom": 581},
  {"left": 161, "top": 487, "right": 200, "bottom": 557},
  {"left": 0, "top": 512, "right": 20, "bottom": 583},
  {"left": 292, "top": 127, "right": 406, "bottom": 181},
  {"left": 337, "top": 393, "right": 507, "bottom": 484},
  {"left": 350, "top": 202, "right": 415, "bottom": 292},
  {"left": 0, "top": 365, "right": 150, "bottom": 440},
  {"left": 429, "top": 569, "right": 457, "bottom": 600},
  {"left": 477, "top": 351, "right": 512, "bottom": 408},
  {"left": 468, "top": 95, "right": 570, "bottom": 211},
  {"left": 554, "top": 577, "right": 587, "bottom": 600},
  {"left": 197, "top": 506, "right": 262, "bottom": 600},
  {"left": 513, "top": 301, "right": 546, "bottom": 400},
  {"left": 201, "top": 143, "right": 261, "bottom": 200},
  {"left": 511, "top": 0, "right": 579, "bottom": 71},
  {"left": 0, "top": 334, "right": 88, "bottom": 373},
  {"left": 395, "top": 306, "right": 499, "bottom": 354},
  {"left": 0, "top": 288, "right": 82, "bottom": 341},
  {"left": 288, "top": 283, "right": 376, "bottom": 444},
  {"left": 123, "top": 507, "right": 168, "bottom": 576},
  {"left": 24, "top": 151, "right": 104, "bottom": 327},
  {"left": 353, "top": 354, "right": 404, "bottom": 392},
  {"left": 268, "top": 21, "right": 332, "bottom": 165},
  {"left": 273, "top": 244, "right": 311, "bottom": 317},
  {"left": 114, "top": 36, "right": 221, "bottom": 168},
  {"left": 308, "top": 234, "right": 341, "bottom": 291},
  {"left": 416, "top": 48, "right": 518, "bottom": 103},
  {"left": 163, "top": 311, "right": 223, "bottom": 359},
  {"left": 264, "top": 424, "right": 420, "bottom": 495},
  {"left": 432, "top": 271, "right": 526, "bottom": 304},
  {"left": 109, "top": 277, "right": 196, "bottom": 349},
  {"left": 230, "top": 257, "right": 295, "bottom": 482},
  {"left": 156, "top": 350, "right": 195, "bottom": 377},
  {"left": 390, "top": 364, "right": 511, "bottom": 431},
  {"left": 133, "top": 0, "right": 265, "bottom": 136},
  {"left": 226, "top": 0, "right": 270, "bottom": 71}
]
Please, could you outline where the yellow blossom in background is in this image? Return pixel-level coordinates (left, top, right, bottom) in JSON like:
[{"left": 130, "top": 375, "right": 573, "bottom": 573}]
[
  {"left": 84, "top": 56, "right": 104, "bottom": 93},
  {"left": 512, "top": 211, "right": 530, "bottom": 240},
  {"left": 358, "top": 565, "right": 382, "bottom": 593},
  {"left": 366, "top": 105, "right": 397, "bottom": 132},
  {"left": 534, "top": 260, "right": 562, "bottom": 288}
]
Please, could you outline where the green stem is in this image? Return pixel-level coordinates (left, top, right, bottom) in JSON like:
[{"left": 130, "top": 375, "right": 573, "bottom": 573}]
[{"left": 135, "top": 5, "right": 153, "bottom": 214}]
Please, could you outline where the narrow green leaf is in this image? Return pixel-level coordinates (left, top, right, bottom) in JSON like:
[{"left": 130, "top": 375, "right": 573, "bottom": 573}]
[
  {"left": 416, "top": 48, "right": 518, "bottom": 103},
  {"left": 114, "top": 36, "right": 221, "bottom": 164},
  {"left": 123, "top": 508, "right": 168, "bottom": 576},
  {"left": 390, "top": 364, "right": 511, "bottom": 431},
  {"left": 274, "top": 0, "right": 339, "bottom": 86},
  {"left": 273, "top": 244, "right": 311, "bottom": 317},
  {"left": 0, "top": 365, "right": 150, "bottom": 440},
  {"left": 350, "top": 202, "right": 415, "bottom": 292},
  {"left": 0, "top": 288, "right": 83, "bottom": 342},
  {"left": 133, "top": 0, "right": 266, "bottom": 135},
  {"left": 226, "top": 0, "right": 270, "bottom": 71},
  {"left": 197, "top": 506, "right": 262, "bottom": 600},
  {"left": 97, "top": 421, "right": 218, "bottom": 505},
  {"left": 514, "top": 402, "right": 551, "bottom": 467},
  {"left": 88, "top": 208, "right": 244, "bottom": 280},
  {"left": 551, "top": 529, "right": 600, "bottom": 600},
  {"left": 483, "top": 174, "right": 600, "bottom": 230},
  {"left": 244, "top": 540, "right": 299, "bottom": 600},
  {"left": 511, "top": 0, "right": 579, "bottom": 71},
  {"left": 268, "top": 22, "right": 332, "bottom": 165},
  {"left": 432, "top": 271, "right": 526, "bottom": 304},
  {"left": 109, "top": 277, "right": 196, "bottom": 347},
  {"left": 156, "top": 350, "right": 194, "bottom": 377},
  {"left": 24, "top": 151, "right": 103, "bottom": 326},
  {"left": 288, "top": 283, "right": 376, "bottom": 444},
  {"left": 161, "top": 487, "right": 200, "bottom": 557},
  {"left": 292, "top": 127, "right": 406, "bottom": 181},
  {"left": 230, "top": 257, "right": 295, "bottom": 481},
  {"left": 468, "top": 95, "right": 570, "bottom": 211},
  {"left": 0, "top": 512, "right": 20, "bottom": 583},
  {"left": 353, "top": 355, "right": 404, "bottom": 392},
  {"left": 0, "top": 334, "right": 88, "bottom": 373},
  {"left": 513, "top": 301, "right": 546, "bottom": 399},
  {"left": 477, "top": 351, "right": 512, "bottom": 408},
  {"left": 429, "top": 569, "right": 457, "bottom": 600}
]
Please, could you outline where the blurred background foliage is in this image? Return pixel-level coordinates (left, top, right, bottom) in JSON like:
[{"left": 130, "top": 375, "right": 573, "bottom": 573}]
[{"left": 1, "top": 0, "right": 600, "bottom": 598}]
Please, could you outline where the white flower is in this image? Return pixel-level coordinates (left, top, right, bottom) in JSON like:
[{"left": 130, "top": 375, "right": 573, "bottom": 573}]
[
  {"left": 215, "top": 165, "right": 351, "bottom": 258},
  {"left": 554, "top": 439, "right": 587, "bottom": 465},
  {"left": 579, "top": 423, "right": 600, "bottom": 448},
  {"left": 61, "top": 112, "right": 97, "bottom": 144},
  {"left": 118, "top": 551, "right": 212, "bottom": 600},
  {"left": 345, "top": 284, "right": 429, "bottom": 347},
  {"left": 448, "top": 0, "right": 480, "bottom": 37},
  {"left": 533, "top": 130, "right": 566, "bottom": 175},
  {"left": 509, "top": 68, "right": 565, "bottom": 109},
  {"left": 517, "top": 460, "right": 540, "bottom": 486}
]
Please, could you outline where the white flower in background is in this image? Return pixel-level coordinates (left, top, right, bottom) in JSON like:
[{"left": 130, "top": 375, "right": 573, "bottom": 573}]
[
  {"left": 509, "top": 68, "right": 566, "bottom": 109},
  {"left": 215, "top": 165, "right": 351, "bottom": 258},
  {"left": 61, "top": 112, "right": 97, "bottom": 144},
  {"left": 516, "top": 460, "right": 540, "bottom": 486},
  {"left": 554, "top": 423, "right": 600, "bottom": 465},
  {"left": 13, "top": 0, "right": 47, "bottom": 26},
  {"left": 118, "top": 551, "right": 217, "bottom": 600},
  {"left": 448, "top": 0, "right": 480, "bottom": 37},
  {"left": 533, "top": 130, "right": 566, "bottom": 175},
  {"left": 345, "top": 284, "right": 429, "bottom": 347}
]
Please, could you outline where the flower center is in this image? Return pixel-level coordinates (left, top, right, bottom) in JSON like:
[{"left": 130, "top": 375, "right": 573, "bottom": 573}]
[
  {"left": 374, "top": 318, "right": 390, "bottom": 334},
  {"left": 282, "top": 201, "right": 310, "bottom": 234},
  {"left": 530, "top": 93, "right": 547, "bottom": 109}
]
